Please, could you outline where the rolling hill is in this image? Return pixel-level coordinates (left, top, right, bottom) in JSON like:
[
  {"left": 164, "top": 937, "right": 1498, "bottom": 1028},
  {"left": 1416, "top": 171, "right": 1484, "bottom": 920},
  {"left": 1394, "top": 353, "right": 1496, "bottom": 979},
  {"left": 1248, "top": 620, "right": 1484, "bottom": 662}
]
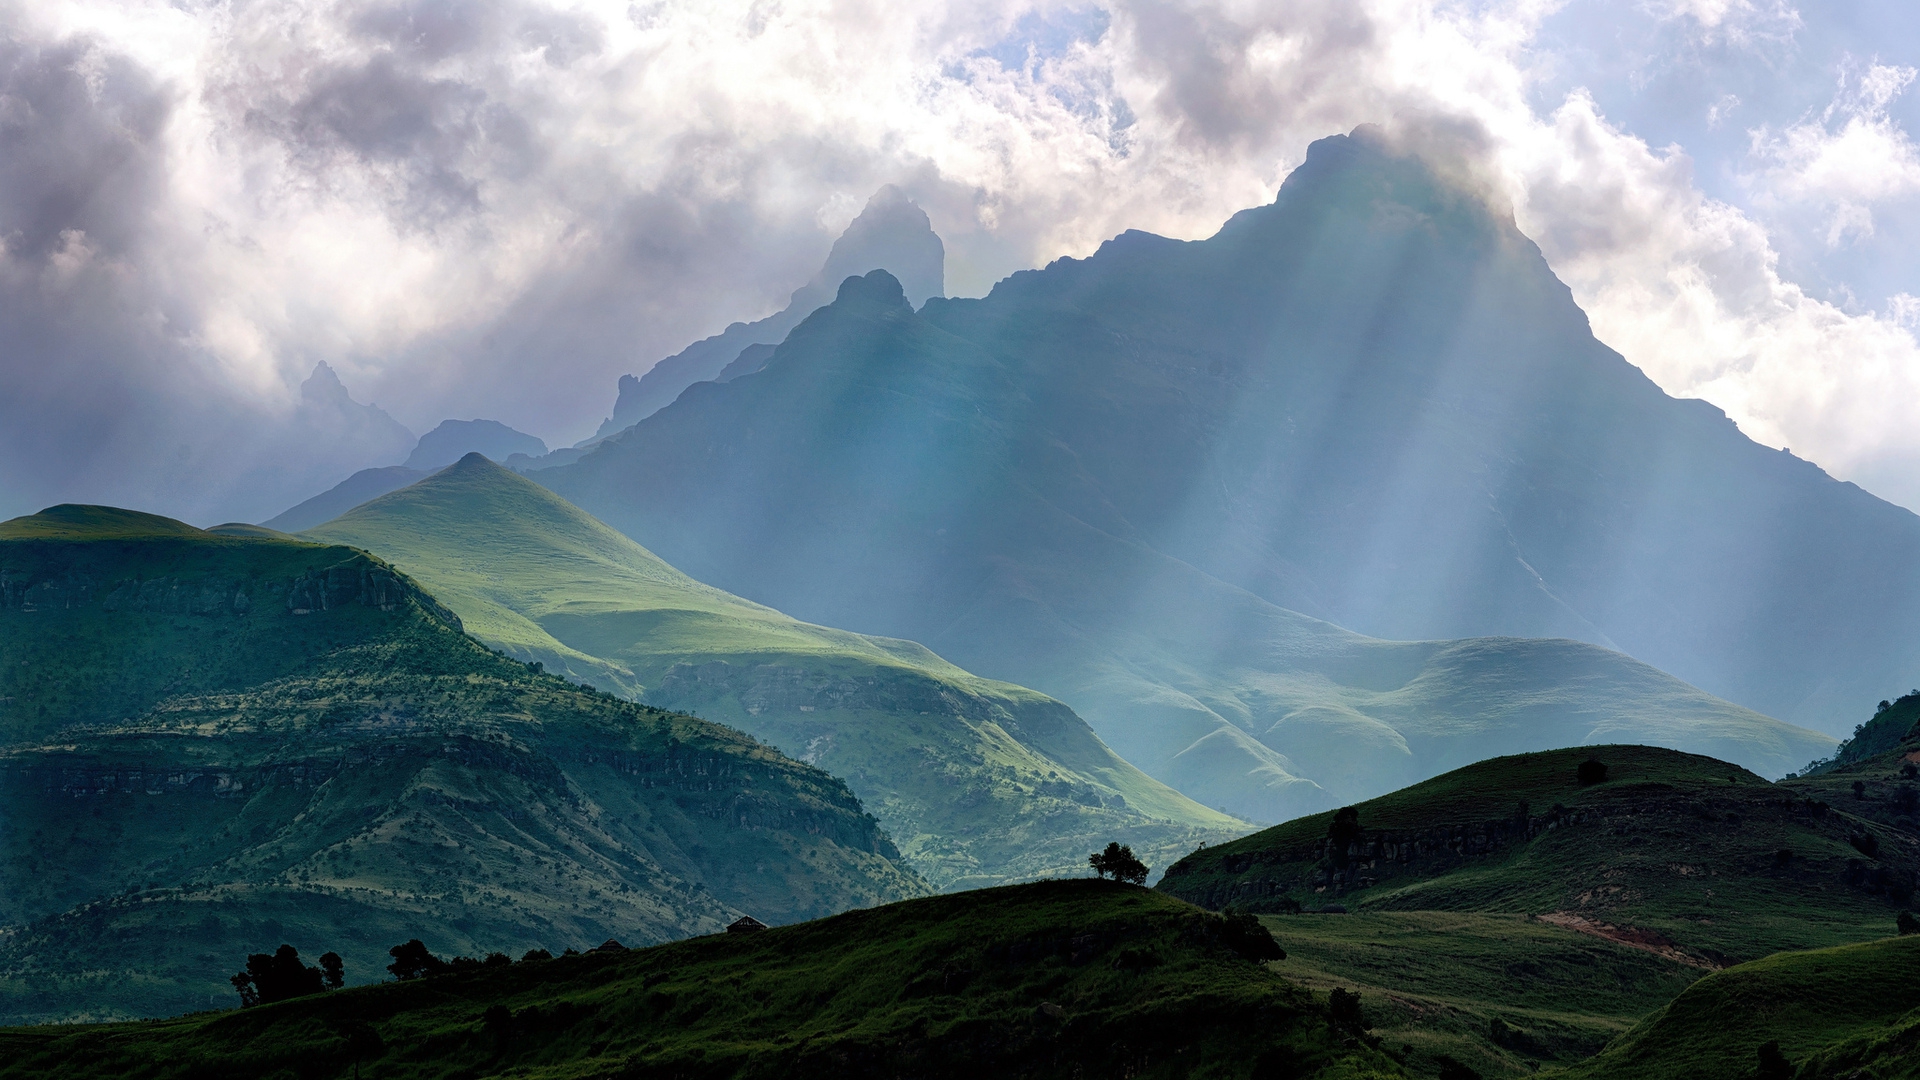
[
  {"left": 1158, "top": 745, "right": 1916, "bottom": 965},
  {"left": 0, "top": 505, "right": 924, "bottom": 1023},
  {"left": 0, "top": 880, "right": 1403, "bottom": 1080},
  {"left": 532, "top": 258, "right": 1834, "bottom": 822},
  {"left": 1553, "top": 933, "right": 1920, "bottom": 1080},
  {"left": 301, "top": 455, "right": 1244, "bottom": 889}
]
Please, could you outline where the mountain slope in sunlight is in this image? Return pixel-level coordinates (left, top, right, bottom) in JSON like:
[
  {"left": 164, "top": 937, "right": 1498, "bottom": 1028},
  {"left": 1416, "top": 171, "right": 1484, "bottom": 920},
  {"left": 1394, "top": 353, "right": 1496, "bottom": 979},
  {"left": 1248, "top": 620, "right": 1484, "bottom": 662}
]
[
  {"left": 302, "top": 455, "right": 1243, "bottom": 887},
  {"left": 533, "top": 258, "right": 1832, "bottom": 822}
]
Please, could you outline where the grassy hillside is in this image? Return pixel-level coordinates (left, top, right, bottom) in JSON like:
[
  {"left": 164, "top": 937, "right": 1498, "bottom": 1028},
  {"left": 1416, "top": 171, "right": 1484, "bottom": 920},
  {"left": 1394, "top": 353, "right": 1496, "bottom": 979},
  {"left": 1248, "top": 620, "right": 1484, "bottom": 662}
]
[
  {"left": 303, "top": 455, "right": 1243, "bottom": 889},
  {"left": 0, "top": 880, "right": 1404, "bottom": 1080},
  {"left": 1159, "top": 745, "right": 1916, "bottom": 965},
  {"left": 1553, "top": 934, "right": 1920, "bottom": 1080},
  {"left": 0, "top": 506, "right": 925, "bottom": 1023},
  {"left": 1263, "top": 911, "right": 1702, "bottom": 1079}
]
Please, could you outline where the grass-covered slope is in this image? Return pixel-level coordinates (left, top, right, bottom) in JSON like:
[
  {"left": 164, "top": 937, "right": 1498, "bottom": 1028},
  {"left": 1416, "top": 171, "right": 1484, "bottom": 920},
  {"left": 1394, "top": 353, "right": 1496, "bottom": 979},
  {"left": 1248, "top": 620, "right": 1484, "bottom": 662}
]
[
  {"left": 1264, "top": 911, "right": 1703, "bottom": 1079},
  {"left": 1552, "top": 934, "right": 1920, "bottom": 1080},
  {"left": 0, "top": 506, "right": 925, "bottom": 1023},
  {"left": 303, "top": 455, "right": 1243, "bottom": 889},
  {"left": 1159, "top": 745, "right": 1917, "bottom": 965},
  {"left": 0, "top": 880, "right": 1404, "bottom": 1080}
]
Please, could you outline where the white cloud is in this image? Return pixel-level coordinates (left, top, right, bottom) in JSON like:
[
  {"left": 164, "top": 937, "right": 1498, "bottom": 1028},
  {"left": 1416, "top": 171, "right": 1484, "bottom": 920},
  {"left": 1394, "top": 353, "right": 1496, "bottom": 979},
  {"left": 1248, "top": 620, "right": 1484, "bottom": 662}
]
[
  {"left": 3, "top": 0, "right": 1920, "bottom": 520},
  {"left": 1750, "top": 61, "right": 1920, "bottom": 244}
]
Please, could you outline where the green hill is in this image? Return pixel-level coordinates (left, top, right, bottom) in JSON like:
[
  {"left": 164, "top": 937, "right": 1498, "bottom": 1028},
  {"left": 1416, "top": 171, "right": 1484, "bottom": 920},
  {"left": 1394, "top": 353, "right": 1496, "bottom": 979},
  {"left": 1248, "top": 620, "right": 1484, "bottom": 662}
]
[
  {"left": 0, "top": 506, "right": 925, "bottom": 1023},
  {"left": 1783, "top": 692, "right": 1920, "bottom": 836},
  {"left": 0, "top": 880, "right": 1403, "bottom": 1080},
  {"left": 1159, "top": 745, "right": 1916, "bottom": 965},
  {"left": 302, "top": 454, "right": 1243, "bottom": 889},
  {"left": 1552, "top": 934, "right": 1920, "bottom": 1080}
]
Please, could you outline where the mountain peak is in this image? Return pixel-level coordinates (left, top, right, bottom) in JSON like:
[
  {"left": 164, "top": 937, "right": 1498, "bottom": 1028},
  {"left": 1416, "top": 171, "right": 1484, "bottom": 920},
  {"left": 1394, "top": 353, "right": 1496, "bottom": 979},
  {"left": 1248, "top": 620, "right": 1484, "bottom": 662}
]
[
  {"left": 816, "top": 187, "right": 944, "bottom": 308},
  {"left": 834, "top": 268, "right": 910, "bottom": 310},
  {"left": 404, "top": 419, "right": 548, "bottom": 472}
]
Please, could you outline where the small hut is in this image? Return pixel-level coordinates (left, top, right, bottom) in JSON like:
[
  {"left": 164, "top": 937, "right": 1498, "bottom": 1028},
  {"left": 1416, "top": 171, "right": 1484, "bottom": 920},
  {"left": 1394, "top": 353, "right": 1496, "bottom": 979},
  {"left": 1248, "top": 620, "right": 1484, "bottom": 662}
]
[{"left": 726, "top": 915, "right": 768, "bottom": 934}]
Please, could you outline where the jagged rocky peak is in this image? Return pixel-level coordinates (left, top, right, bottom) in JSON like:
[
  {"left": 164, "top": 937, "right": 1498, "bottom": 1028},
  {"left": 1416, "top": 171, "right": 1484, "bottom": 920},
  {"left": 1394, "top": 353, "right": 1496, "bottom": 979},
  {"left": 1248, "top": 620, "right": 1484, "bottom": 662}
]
[
  {"left": 588, "top": 186, "right": 947, "bottom": 439},
  {"left": 812, "top": 185, "right": 945, "bottom": 309}
]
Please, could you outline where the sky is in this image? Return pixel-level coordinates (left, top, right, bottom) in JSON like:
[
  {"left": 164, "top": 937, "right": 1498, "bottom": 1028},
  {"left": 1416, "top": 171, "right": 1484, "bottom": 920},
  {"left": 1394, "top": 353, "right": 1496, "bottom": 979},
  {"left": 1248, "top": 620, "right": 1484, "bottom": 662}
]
[{"left": 1, "top": 0, "right": 1918, "bottom": 523}]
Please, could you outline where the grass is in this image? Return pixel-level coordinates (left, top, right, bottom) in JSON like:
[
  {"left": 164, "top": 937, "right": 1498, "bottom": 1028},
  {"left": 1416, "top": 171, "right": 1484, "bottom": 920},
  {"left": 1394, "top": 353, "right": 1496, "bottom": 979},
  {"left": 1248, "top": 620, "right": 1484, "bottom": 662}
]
[
  {"left": 302, "top": 455, "right": 1244, "bottom": 889},
  {"left": 1550, "top": 933, "right": 1920, "bottom": 1080},
  {"left": 0, "top": 880, "right": 1405, "bottom": 1080},
  {"left": 1161, "top": 745, "right": 1916, "bottom": 964},
  {"left": 0, "top": 506, "right": 927, "bottom": 1023},
  {"left": 1263, "top": 911, "right": 1702, "bottom": 1078}
]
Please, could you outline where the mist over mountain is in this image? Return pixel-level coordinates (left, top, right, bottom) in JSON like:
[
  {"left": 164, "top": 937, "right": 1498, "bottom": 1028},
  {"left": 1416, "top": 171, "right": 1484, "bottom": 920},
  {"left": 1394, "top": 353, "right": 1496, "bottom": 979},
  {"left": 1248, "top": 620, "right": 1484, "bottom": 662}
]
[
  {"left": 404, "top": 420, "right": 548, "bottom": 472},
  {"left": 590, "top": 186, "right": 946, "bottom": 441}
]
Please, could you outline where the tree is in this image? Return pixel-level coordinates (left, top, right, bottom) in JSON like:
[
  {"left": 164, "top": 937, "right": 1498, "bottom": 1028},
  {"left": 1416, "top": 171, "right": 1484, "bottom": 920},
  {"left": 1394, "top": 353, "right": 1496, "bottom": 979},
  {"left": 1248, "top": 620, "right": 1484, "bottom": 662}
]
[
  {"left": 229, "top": 944, "right": 328, "bottom": 1006},
  {"left": 387, "top": 939, "right": 449, "bottom": 980},
  {"left": 1898, "top": 910, "right": 1919, "bottom": 936},
  {"left": 1088, "top": 842, "right": 1149, "bottom": 885},
  {"left": 319, "top": 951, "right": 344, "bottom": 990},
  {"left": 1577, "top": 758, "right": 1609, "bottom": 785},
  {"left": 1328, "top": 987, "right": 1368, "bottom": 1033},
  {"left": 1218, "top": 910, "right": 1286, "bottom": 961}
]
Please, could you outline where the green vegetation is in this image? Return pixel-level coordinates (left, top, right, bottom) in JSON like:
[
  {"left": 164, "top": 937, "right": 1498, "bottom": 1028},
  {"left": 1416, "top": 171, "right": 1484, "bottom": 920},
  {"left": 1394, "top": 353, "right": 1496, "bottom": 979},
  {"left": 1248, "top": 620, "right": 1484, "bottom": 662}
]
[
  {"left": 1264, "top": 911, "right": 1701, "bottom": 1078},
  {"left": 1554, "top": 934, "right": 1920, "bottom": 1080},
  {"left": 1161, "top": 745, "right": 1916, "bottom": 964},
  {"left": 0, "top": 506, "right": 924, "bottom": 1023},
  {"left": 302, "top": 454, "right": 1243, "bottom": 889},
  {"left": 0, "top": 880, "right": 1403, "bottom": 1080}
]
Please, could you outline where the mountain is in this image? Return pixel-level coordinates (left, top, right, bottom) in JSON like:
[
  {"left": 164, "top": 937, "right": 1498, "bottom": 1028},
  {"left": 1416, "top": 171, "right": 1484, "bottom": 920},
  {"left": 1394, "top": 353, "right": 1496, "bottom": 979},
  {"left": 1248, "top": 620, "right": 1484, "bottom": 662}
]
[
  {"left": 1557, "top": 934, "right": 1920, "bottom": 1080},
  {"left": 302, "top": 454, "right": 1244, "bottom": 889},
  {"left": 0, "top": 505, "right": 924, "bottom": 1023},
  {"left": 404, "top": 419, "right": 548, "bottom": 472},
  {"left": 260, "top": 465, "right": 427, "bottom": 533},
  {"left": 586, "top": 185, "right": 945, "bottom": 440},
  {"left": 541, "top": 128, "right": 1920, "bottom": 754},
  {"left": 0, "top": 880, "right": 1401, "bottom": 1080},
  {"left": 534, "top": 262, "right": 1833, "bottom": 822},
  {"left": 1157, "top": 745, "right": 1915, "bottom": 964}
]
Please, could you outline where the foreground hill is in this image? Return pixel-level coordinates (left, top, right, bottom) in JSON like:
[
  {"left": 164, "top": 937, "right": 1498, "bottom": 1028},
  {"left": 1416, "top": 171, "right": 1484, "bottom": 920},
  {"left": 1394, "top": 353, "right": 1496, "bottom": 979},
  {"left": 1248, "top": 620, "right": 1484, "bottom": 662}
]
[
  {"left": 0, "top": 506, "right": 924, "bottom": 1022},
  {"left": 303, "top": 455, "right": 1242, "bottom": 888},
  {"left": 535, "top": 259, "right": 1831, "bottom": 821},
  {"left": 1555, "top": 934, "right": 1920, "bottom": 1080},
  {"left": 1159, "top": 745, "right": 1916, "bottom": 965},
  {"left": 0, "top": 880, "right": 1402, "bottom": 1080}
]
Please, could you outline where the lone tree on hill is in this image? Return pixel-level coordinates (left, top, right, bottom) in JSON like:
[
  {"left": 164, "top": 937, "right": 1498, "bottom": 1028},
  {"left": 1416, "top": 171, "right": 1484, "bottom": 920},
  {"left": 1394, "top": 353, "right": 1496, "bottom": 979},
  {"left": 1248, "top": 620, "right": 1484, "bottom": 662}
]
[
  {"left": 1089, "top": 842, "right": 1149, "bottom": 884},
  {"left": 1327, "top": 806, "right": 1363, "bottom": 867},
  {"left": 387, "top": 939, "right": 450, "bottom": 980},
  {"left": 229, "top": 944, "right": 336, "bottom": 1006},
  {"left": 1577, "top": 758, "right": 1609, "bottom": 785}
]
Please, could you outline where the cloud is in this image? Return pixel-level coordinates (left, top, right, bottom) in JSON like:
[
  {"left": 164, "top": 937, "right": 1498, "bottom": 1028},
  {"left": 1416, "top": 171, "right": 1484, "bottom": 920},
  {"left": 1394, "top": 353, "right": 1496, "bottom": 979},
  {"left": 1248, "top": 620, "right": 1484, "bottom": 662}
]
[
  {"left": 1749, "top": 61, "right": 1920, "bottom": 244},
  {"left": 2, "top": 0, "right": 1920, "bottom": 522}
]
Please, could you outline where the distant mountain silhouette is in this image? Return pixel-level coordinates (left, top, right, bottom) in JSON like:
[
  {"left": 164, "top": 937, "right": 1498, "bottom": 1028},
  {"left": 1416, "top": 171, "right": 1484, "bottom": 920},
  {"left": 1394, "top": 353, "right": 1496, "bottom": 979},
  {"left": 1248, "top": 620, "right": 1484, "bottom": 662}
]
[
  {"left": 588, "top": 186, "right": 945, "bottom": 441},
  {"left": 261, "top": 465, "right": 426, "bottom": 533},
  {"left": 405, "top": 418, "right": 547, "bottom": 471},
  {"left": 535, "top": 136, "right": 1845, "bottom": 820}
]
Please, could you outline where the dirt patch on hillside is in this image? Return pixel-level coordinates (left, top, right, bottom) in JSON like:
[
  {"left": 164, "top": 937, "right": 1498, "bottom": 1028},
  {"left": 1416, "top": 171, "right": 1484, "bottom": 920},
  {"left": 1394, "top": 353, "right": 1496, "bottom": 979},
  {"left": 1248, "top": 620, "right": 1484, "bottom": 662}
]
[{"left": 1537, "top": 911, "right": 1721, "bottom": 969}]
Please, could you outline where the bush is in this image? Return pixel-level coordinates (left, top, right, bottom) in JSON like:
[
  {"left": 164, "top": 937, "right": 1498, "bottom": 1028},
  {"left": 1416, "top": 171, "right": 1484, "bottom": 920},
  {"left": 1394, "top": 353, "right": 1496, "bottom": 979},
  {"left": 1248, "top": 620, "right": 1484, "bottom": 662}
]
[
  {"left": 1218, "top": 911, "right": 1286, "bottom": 962},
  {"left": 1328, "top": 987, "right": 1367, "bottom": 1033},
  {"left": 1757, "top": 1039, "right": 1792, "bottom": 1080},
  {"left": 1849, "top": 831, "right": 1881, "bottom": 859},
  {"left": 1898, "top": 911, "right": 1919, "bottom": 936},
  {"left": 1434, "top": 1055, "right": 1481, "bottom": 1080},
  {"left": 1577, "top": 758, "right": 1609, "bottom": 785}
]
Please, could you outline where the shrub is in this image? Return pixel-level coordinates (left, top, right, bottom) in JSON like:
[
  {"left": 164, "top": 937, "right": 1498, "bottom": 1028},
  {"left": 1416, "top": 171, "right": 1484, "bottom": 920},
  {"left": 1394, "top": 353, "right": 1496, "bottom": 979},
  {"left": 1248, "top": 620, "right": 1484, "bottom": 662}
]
[
  {"left": 1756, "top": 1039, "right": 1792, "bottom": 1080},
  {"left": 1328, "top": 987, "right": 1367, "bottom": 1033},
  {"left": 1218, "top": 910, "right": 1286, "bottom": 961},
  {"left": 1898, "top": 911, "right": 1919, "bottom": 935},
  {"left": 1849, "top": 832, "right": 1881, "bottom": 859},
  {"left": 1577, "top": 758, "right": 1609, "bottom": 785},
  {"left": 1434, "top": 1055, "right": 1481, "bottom": 1080}
]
